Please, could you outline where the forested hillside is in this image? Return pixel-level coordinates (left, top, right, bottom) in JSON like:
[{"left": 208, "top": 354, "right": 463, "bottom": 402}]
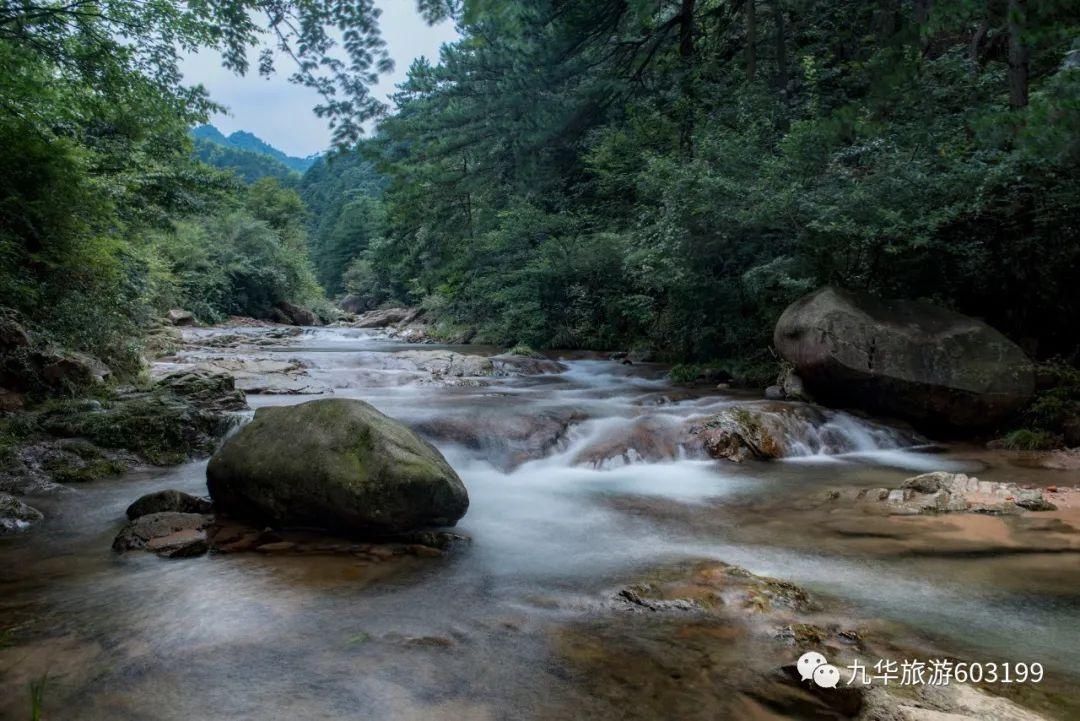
[
  {"left": 193, "top": 125, "right": 319, "bottom": 177},
  {"left": 193, "top": 137, "right": 300, "bottom": 185},
  {"left": 0, "top": 2, "right": 333, "bottom": 379},
  {"left": 306, "top": 1, "right": 1078, "bottom": 367},
  {"left": 299, "top": 149, "right": 387, "bottom": 296},
  {"left": 2, "top": 0, "right": 1079, "bottom": 388}
]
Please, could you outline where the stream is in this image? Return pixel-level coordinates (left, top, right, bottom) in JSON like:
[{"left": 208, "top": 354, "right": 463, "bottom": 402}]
[{"left": 1, "top": 325, "right": 1078, "bottom": 720}]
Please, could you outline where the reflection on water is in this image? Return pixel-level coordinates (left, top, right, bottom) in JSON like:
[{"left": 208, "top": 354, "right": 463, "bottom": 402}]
[{"left": 1, "top": 325, "right": 1078, "bottom": 720}]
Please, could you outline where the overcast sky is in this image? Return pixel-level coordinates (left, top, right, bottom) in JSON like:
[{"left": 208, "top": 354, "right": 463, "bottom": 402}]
[{"left": 180, "top": 2, "right": 459, "bottom": 157}]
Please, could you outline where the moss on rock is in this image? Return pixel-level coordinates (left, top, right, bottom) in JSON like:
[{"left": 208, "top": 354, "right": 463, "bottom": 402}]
[{"left": 207, "top": 398, "right": 469, "bottom": 535}]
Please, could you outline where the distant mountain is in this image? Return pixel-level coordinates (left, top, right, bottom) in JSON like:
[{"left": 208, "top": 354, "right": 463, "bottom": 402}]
[
  {"left": 192, "top": 137, "right": 299, "bottom": 185},
  {"left": 191, "top": 124, "right": 319, "bottom": 174}
]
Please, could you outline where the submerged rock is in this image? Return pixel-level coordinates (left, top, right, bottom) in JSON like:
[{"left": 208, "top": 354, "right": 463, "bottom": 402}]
[
  {"left": 414, "top": 408, "right": 586, "bottom": 471},
  {"left": 686, "top": 401, "right": 920, "bottom": 463},
  {"left": 126, "top": 489, "right": 213, "bottom": 520},
  {"left": 774, "top": 286, "right": 1034, "bottom": 429},
  {"left": 573, "top": 416, "right": 686, "bottom": 469},
  {"left": 112, "top": 511, "right": 212, "bottom": 557},
  {"left": 0, "top": 493, "right": 44, "bottom": 534},
  {"left": 207, "top": 398, "right": 469, "bottom": 535}
]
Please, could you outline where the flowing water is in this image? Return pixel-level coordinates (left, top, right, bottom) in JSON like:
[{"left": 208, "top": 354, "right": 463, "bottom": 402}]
[{"left": 1, "top": 326, "right": 1078, "bottom": 720}]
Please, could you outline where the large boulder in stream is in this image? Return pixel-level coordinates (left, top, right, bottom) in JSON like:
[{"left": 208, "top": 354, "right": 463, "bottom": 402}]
[
  {"left": 773, "top": 287, "right": 1035, "bottom": 429},
  {"left": 206, "top": 398, "right": 469, "bottom": 535}
]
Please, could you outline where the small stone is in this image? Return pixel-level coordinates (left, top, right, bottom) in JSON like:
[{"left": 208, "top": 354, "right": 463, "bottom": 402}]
[
  {"left": 0, "top": 493, "right": 44, "bottom": 534},
  {"left": 255, "top": 541, "right": 297, "bottom": 553},
  {"left": 1015, "top": 496, "right": 1057, "bottom": 512}
]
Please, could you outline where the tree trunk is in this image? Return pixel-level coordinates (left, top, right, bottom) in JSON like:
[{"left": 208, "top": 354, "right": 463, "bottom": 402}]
[
  {"left": 1007, "top": 0, "right": 1029, "bottom": 108},
  {"left": 970, "top": 16, "right": 989, "bottom": 71},
  {"left": 746, "top": 0, "right": 757, "bottom": 81},
  {"left": 678, "top": 0, "right": 696, "bottom": 155},
  {"left": 913, "top": 0, "right": 932, "bottom": 25},
  {"left": 877, "top": 0, "right": 900, "bottom": 41},
  {"left": 772, "top": 0, "right": 788, "bottom": 95}
]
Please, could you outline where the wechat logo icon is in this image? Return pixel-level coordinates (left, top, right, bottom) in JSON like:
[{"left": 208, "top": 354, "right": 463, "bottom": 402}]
[{"left": 798, "top": 651, "right": 841, "bottom": 689}]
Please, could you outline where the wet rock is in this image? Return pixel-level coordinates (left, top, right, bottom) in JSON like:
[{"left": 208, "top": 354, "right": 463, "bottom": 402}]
[
  {"left": 849, "top": 471, "right": 1060, "bottom": 515},
  {"left": 38, "top": 390, "right": 236, "bottom": 465},
  {"left": 774, "top": 286, "right": 1034, "bottom": 429},
  {"left": 491, "top": 354, "right": 568, "bottom": 376},
  {"left": 275, "top": 301, "right": 320, "bottom": 327},
  {"left": 0, "top": 438, "right": 133, "bottom": 494},
  {"left": 779, "top": 367, "right": 811, "bottom": 402},
  {"left": 125, "top": 489, "right": 213, "bottom": 520},
  {"left": 573, "top": 416, "right": 685, "bottom": 469},
  {"left": 353, "top": 307, "right": 419, "bottom": 329},
  {"left": 764, "top": 385, "right": 784, "bottom": 400},
  {"left": 776, "top": 663, "right": 866, "bottom": 716},
  {"left": 207, "top": 398, "right": 469, "bottom": 535},
  {"left": 112, "top": 511, "right": 211, "bottom": 555},
  {"left": 153, "top": 370, "right": 248, "bottom": 412},
  {"left": 687, "top": 401, "right": 920, "bottom": 463},
  {"left": 863, "top": 683, "right": 1053, "bottom": 721},
  {"left": 40, "top": 351, "right": 111, "bottom": 390},
  {"left": 686, "top": 406, "right": 788, "bottom": 462},
  {"left": 1009, "top": 449, "right": 1080, "bottom": 471},
  {"left": 387, "top": 350, "right": 494, "bottom": 378},
  {"left": 414, "top": 408, "right": 586, "bottom": 471},
  {"left": 0, "top": 493, "right": 44, "bottom": 534},
  {"left": 143, "top": 324, "right": 183, "bottom": 359},
  {"left": 165, "top": 309, "right": 195, "bottom": 326},
  {"left": 180, "top": 356, "right": 327, "bottom": 395}
]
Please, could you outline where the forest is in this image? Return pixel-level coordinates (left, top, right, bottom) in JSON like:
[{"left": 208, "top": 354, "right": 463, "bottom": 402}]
[
  {"left": 4, "top": 3, "right": 1080, "bottom": 719},
  {"left": 2, "top": 0, "right": 1079, "bottom": 414}
]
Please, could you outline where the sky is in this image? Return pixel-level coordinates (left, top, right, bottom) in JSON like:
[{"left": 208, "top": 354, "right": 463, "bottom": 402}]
[{"left": 180, "top": 2, "right": 460, "bottom": 158}]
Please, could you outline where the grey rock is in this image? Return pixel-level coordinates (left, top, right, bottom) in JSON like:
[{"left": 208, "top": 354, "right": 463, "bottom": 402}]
[
  {"left": 0, "top": 493, "right": 44, "bottom": 534},
  {"left": 126, "top": 489, "right": 213, "bottom": 520},
  {"left": 112, "top": 511, "right": 212, "bottom": 552},
  {"left": 207, "top": 399, "right": 469, "bottom": 535},
  {"left": 774, "top": 287, "right": 1034, "bottom": 428}
]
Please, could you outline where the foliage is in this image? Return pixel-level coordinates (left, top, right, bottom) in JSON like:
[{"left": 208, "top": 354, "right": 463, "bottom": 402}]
[
  {"left": 999, "top": 429, "right": 1062, "bottom": 451},
  {"left": 313, "top": 0, "right": 1080, "bottom": 365},
  {"left": 299, "top": 148, "right": 388, "bottom": 295},
  {"left": 149, "top": 179, "right": 324, "bottom": 323},
  {"left": 193, "top": 137, "right": 300, "bottom": 185}
]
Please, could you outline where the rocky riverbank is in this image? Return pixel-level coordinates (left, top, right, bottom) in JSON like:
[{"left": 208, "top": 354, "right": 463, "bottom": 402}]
[{"left": 1, "top": 319, "right": 1077, "bottom": 721}]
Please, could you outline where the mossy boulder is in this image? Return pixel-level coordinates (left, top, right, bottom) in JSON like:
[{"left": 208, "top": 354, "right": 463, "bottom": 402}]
[
  {"left": 38, "top": 393, "right": 236, "bottom": 465},
  {"left": 206, "top": 398, "right": 469, "bottom": 535},
  {"left": 774, "top": 287, "right": 1035, "bottom": 429},
  {"left": 154, "top": 370, "right": 248, "bottom": 412}
]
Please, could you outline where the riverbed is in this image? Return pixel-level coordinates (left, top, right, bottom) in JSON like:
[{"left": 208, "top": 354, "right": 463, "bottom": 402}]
[{"left": 1, "top": 324, "right": 1078, "bottom": 720}]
